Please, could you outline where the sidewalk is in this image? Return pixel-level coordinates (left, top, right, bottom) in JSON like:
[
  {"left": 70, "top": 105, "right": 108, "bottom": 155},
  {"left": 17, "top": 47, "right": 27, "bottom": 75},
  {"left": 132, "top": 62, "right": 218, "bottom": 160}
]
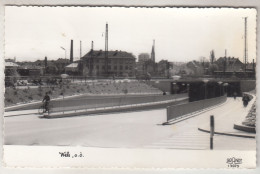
[{"left": 197, "top": 95, "right": 256, "bottom": 137}]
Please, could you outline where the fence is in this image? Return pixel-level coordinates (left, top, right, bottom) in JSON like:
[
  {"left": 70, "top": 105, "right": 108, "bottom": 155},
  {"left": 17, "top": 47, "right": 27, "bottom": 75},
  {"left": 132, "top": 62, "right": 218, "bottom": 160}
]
[
  {"left": 167, "top": 95, "right": 227, "bottom": 121},
  {"left": 50, "top": 93, "right": 188, "bottom": 113}
]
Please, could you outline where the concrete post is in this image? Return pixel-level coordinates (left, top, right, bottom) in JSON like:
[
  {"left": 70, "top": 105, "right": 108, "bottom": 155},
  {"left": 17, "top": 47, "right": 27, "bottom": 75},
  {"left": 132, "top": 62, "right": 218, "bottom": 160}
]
[{"left": 210, "top": 115, "right": 214, "bottom": 150}]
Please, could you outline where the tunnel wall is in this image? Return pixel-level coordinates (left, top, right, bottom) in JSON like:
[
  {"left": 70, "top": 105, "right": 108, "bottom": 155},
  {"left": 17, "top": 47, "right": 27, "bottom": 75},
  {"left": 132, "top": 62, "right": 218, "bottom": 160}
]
[
  {"left": 240, "top": 80, "right": 256, "bottom": 92},
  {"left": 146, "top": 80, "right": 172, "bottom": 93}
]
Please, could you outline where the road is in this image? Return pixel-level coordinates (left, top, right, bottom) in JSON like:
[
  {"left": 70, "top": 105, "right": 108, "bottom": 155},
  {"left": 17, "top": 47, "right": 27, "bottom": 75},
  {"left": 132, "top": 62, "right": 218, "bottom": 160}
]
[{"left": 4, "top": 97, "right": 255, "bottom": 150}]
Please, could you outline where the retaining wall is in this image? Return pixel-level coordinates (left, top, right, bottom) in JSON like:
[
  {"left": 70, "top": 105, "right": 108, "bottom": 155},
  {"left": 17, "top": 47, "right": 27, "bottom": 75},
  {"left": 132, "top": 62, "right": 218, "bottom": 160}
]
[
  {"left": 167, "top": 95, "right": 227, "bottom": 121},
  {"left": 51, "top": 93, "right": 188, "bottom": 113}
]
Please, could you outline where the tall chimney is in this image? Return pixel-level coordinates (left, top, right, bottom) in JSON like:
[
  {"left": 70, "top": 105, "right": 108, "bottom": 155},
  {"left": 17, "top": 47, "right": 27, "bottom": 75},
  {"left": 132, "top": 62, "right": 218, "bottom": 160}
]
[
  {"left": 44, "top": 56, "right": 47, "bottom": 68},
  {"left": 91, "top": 41, "right": 94, "bottom": 50},
  {"left": 70, "top": 40, "right": 73, "bottom": 63},
  {"left": 253, "top": 59, "right": 255, "bottom": 73}
]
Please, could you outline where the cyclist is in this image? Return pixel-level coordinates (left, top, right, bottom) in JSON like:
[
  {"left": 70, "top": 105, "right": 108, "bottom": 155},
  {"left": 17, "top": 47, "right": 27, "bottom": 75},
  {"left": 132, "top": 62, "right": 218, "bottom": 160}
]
[{"left": 42, "top": 92, "right": 50, "bottom": 113}]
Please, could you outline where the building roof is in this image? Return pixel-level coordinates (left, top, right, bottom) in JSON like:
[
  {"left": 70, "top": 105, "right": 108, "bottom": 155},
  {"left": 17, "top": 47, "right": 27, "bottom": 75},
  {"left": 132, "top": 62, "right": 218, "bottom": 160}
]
[
  {"left": 19, "top": 65, "right": 43, "bottom": 69},
  {"left": 66, "top": 63, "right": 78, "bottom": 68},
  {"left": 82, "top": 50, "right": 136, "bottom": 59},
  {"left": 5, "top": 62, "right": 19, "bottom": 67},
  {"left": 56, "top": 58, "right": 70, "bottom": 63},
  {"left": 216, "top": 57, "right": 243, "bottom": 64}
]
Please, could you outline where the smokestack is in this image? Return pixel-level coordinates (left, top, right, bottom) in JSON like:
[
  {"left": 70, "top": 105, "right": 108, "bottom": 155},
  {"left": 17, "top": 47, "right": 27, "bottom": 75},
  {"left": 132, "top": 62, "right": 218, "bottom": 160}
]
[
  {"left": 44, "top": 56, "right": 47, "bottom": 68},
  {"left": 44, "top": 56, "right": 47, "bottom": 75},
  {"left": 253, "top": 59, "right": 255, "bottom": 73},
  {"left": 91, "top": 41, "right": 94, "bottom": 50},
  {"left": 70, "top": 40, "right": 73, "bottom": 63}
]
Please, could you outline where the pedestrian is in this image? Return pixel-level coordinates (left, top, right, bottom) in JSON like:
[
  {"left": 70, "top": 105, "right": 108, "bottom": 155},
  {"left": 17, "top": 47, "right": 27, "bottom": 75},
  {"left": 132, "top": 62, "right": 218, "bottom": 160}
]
[
  {"left": 233, "top": 91, "right": 237, "bottom": 100},
  {"left": 242, "top": 94, "right": 249, "bottom": 107}
]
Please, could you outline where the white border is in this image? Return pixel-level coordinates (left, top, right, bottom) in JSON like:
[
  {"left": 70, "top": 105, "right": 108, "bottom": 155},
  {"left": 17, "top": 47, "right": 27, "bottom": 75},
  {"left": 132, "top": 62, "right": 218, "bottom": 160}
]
[{"left": 0, "top": 0, "right": 259, "bottom": 173}]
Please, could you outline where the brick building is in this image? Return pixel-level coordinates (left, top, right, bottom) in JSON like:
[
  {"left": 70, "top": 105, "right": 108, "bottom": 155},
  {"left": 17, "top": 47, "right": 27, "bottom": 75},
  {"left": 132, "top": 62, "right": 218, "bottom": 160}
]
[{"left": 79, "top": 50, "right": 136, "bottom": 77}]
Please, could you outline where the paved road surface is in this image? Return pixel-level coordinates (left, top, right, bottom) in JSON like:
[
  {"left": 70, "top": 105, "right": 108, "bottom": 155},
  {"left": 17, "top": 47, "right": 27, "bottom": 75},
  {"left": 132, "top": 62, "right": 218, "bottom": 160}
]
[{"left": 4, "top": 97, "right": 255, "bottom": 150}]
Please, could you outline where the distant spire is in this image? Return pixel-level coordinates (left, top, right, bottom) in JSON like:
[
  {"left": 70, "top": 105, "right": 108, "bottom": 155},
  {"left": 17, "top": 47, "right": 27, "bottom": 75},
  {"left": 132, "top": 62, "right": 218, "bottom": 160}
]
[{"left": 151, "top": 40, "right": 155, "bottom": 62}]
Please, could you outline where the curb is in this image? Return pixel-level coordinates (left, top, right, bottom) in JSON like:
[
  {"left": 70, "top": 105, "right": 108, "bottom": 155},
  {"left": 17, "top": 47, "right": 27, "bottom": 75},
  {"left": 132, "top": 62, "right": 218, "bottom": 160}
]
[
  {"left": 233, "top": 124, "right": 256, "bottom": 133},
  {"left": 162, "top": 98, "right": 228, "bottom": 125},
  {"left": 198, "top": 128, "right": 255, "bottom": 139}
]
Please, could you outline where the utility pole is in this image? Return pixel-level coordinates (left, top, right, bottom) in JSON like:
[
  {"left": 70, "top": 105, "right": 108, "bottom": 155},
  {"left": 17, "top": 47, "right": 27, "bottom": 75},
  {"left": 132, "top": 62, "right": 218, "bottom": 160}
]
[
  {"left": 243, "top": 17, "right": 248, "bottom": 72},
  {"left": 70, "top": 40, "right": 73, "bottom": 63},
  {"left": 80, "top": 40, "right": 82, "bottom": 58},
  {"left": 90, "top": 41, "right": 94, "bottom": 76},
  {"left": 223, "top": 49, "right": 227, "bottom": 77},
  {"left": 105, "top": 23, "right": 109, "bottom": 77}
]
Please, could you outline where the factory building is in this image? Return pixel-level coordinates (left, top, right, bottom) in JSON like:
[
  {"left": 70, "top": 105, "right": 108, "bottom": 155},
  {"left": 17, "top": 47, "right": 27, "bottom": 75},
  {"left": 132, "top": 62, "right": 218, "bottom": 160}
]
[{"left": 79, "top": 50, "right": 136, "bottom": 77}]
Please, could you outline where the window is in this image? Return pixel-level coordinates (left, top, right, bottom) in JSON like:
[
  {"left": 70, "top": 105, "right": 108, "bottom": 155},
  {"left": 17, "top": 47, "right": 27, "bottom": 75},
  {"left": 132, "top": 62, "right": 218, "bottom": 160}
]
[
  {"left": 114, "top": 66, "right": 117, "bottom": 70},
  {"left": 102, "top": 66, "right": 105, "bottom": 70},
  {"left": 120, "top": 65, "right": 123, "bottom": 70},
  {"left": 108, "top": 65, "right": 111, "bottom": 70},
  {"left": 125, "top": 66, "right": 128, "bottom": 70},
  {"left": 96, "top": 65, "right": 99, "bottom": 69}
]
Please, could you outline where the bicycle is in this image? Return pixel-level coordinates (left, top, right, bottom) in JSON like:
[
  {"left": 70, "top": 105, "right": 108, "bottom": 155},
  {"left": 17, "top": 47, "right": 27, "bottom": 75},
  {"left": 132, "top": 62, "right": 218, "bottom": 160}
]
[{"left": 38, "top": 102, "right": 52, "bottom": 115}]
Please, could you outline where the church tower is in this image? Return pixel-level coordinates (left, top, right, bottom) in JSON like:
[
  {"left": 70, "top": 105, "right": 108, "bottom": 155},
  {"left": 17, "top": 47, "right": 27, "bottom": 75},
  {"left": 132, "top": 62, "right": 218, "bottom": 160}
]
[{"left": 151, "top": 40, "right": 155, "bottom": 62}]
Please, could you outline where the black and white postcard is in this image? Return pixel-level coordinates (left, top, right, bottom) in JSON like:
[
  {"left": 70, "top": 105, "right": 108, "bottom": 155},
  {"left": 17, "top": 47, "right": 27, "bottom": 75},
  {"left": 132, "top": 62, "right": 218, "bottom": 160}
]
[{"left": 1, "top": 4, "right": 257, "bottom": 169}]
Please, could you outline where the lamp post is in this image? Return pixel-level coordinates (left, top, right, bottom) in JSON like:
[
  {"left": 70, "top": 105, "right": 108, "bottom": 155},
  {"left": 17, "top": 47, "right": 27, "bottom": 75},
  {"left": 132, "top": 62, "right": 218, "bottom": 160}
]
[
  {"left": 223, "top": 83, "right": 228, "bottom": 95},
  {"left": 172, "top": 82, "right": 177, "bottom": 94},
  {"left": 202, "top": 79, "right": 209, "bottom": 99},
  {"left": 60, "top": 47, "right": 66, "bottom": 59},
  {"left": 187, "top": 83, "right": 190, "bottom": 93},
  {"left": 218, "top": 81, "right": 223, "bottom": 96}
]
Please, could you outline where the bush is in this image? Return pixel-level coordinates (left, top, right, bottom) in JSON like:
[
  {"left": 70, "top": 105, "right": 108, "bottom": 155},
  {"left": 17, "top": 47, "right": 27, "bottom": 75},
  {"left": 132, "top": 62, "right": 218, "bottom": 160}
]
[
  {"left": 6, "top": 98, "right": 13, "bottom": 103},
  {"left": 13, "top": 90, "right": 18, "bottom": 95}
]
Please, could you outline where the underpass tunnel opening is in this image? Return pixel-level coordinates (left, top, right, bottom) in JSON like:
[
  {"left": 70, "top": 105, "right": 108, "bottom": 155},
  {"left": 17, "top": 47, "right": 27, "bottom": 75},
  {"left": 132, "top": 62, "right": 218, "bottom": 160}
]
[
  {"left": 170, "top": 80, "right": 243, "bottom": 102},
  {"left": 185, "top": 81, "right": 232, "bottom": 102},
  {"left": 226, "top": 82, "right": 241, "bottom": 97},
  {"left": 171, "top": 82, "right": 189, "bottom": 94}
]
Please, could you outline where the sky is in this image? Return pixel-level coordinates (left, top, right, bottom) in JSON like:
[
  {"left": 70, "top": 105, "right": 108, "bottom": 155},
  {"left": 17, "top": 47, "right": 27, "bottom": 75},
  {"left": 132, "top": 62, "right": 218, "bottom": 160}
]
[{"left": 5, "top": 6, "right": 257, "bottom": 63}]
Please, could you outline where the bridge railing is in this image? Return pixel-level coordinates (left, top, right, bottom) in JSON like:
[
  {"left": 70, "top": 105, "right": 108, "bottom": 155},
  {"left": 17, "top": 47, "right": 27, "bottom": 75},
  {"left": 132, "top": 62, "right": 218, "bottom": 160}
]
[
  {"left": 167, "top": 95, "right": 227, "bottom": 121},
  {"left": 50, "top": 93, "right": 188, "bottom": 113}
]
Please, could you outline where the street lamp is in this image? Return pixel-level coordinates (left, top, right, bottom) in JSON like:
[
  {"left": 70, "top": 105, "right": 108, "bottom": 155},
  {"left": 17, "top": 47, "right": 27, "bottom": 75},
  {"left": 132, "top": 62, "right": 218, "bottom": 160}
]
[
  {"left": 202, "top": 79, "right": 209, "bottom": 99},
  {"left": 172, "top": 82, "right": 177, "bottom": 94},
  {"left": 223, "top": 83, "right": 228, "bottom": 95},
  {"left": 187, "top": 83, "right": 190, "bottom": 92},
  {"left": 218, "top": 81, "right": 223, "bottom": 96},
  {"left": 60, "top": 47, "right": 66, "bottom": 59}
]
